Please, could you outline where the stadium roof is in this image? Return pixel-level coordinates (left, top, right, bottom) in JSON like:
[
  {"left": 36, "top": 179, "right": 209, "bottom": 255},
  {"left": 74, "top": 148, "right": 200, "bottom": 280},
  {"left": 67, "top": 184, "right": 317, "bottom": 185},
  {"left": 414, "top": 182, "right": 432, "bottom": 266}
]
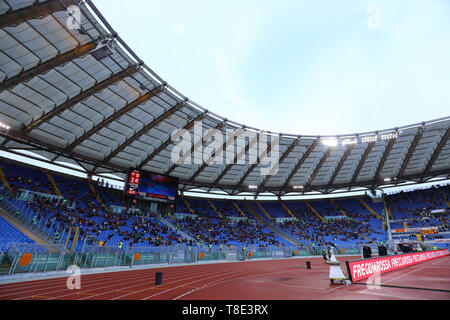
[{"left": 0, "top": 0, "right": 449, "bottom": 197}]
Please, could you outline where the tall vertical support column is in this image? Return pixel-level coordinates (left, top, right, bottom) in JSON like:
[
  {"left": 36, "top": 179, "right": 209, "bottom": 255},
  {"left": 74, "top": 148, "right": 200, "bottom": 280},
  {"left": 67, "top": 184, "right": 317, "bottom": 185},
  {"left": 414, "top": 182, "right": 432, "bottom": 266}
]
[{"left": 381, "top": 191, "right": 396, "bottom": 254}]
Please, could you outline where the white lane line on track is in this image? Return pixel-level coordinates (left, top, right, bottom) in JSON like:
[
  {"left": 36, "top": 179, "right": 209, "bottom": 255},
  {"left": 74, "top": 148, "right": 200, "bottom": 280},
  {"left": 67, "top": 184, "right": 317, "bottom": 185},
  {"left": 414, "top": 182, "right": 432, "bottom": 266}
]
[
  {"left": 172, "top": 268, "right": 333, "bottom": 300},
  {"left": 5, "top": 260, "right": 260, "bottom": 299},
  {"left": 12, "top": 265, "right": 245, "bottom": 300},
  {"left": 0, "top": 263, "right": 237, "bottom": 292},
  {"left": 143, "top": 260, "right": 334, "bottom": 300},
  {"left": 72, "top": 264, "right": 280, "bottom": 300},
  {"left": 355, "top": 254, "right": 450, "bottom": 295},
  {"left": 357, "top": 267, "right": 425, "bottom": 294},
  {"left": 112, "top": 261, "right": 333, "bottom": 300},
  {"left": 147, "top": 267, "right": 288, "bottom": 301},
  {"left": 6, "top": 268, "right": 192, "bottom": 299},
  {"left": 114, "top": 265, "right": 283, "bottom": 301},
  {"left": 1, "top": 270, "right": 163, "bottom": 295},
  {"left": 358, "top": 289, "right": 428, "bottom": 300},
  {"left": 432, "top": 256, "right": 449, "bottom": 265},
  {"left": 0, "top": 259, "right": 274, "bottom": 294},
  {"left": 1, "top": 258, "right": 344, "bottom": 300},
  {"left": 50, "top": 265, "right": 268, "bottom": 301}
]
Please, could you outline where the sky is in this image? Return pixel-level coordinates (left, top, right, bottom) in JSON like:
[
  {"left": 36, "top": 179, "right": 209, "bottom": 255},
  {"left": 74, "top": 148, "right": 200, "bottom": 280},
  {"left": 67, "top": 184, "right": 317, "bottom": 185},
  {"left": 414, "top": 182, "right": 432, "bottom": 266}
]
[{"left": 93, "top": 0, "right": 450, "bottom": 136}]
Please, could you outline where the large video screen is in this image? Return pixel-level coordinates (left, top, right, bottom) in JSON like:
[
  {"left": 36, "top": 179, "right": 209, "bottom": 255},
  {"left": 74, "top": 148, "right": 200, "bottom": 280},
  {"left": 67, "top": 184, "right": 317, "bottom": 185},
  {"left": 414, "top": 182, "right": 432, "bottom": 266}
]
[{"left": 124, "top": 169, "right": 178, "bottom": 203}]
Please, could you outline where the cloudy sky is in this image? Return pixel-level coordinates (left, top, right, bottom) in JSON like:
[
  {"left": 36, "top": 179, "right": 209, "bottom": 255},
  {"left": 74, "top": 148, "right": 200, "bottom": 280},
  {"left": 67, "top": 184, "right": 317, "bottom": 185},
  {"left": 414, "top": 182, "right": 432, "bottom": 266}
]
[{"left": 94, "top": 0, "right": 450, "bottom": 137}]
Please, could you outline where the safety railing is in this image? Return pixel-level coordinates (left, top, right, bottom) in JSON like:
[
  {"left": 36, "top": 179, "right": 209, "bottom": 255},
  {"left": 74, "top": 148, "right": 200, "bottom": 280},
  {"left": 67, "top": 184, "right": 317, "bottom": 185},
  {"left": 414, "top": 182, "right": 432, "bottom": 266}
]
[
  {"left": 0, "top": 242, "right": 365, "bottom": 277},
  {"left": 356, "top": 243, "right": 379, "bottom": 256},
  {"left": 0, "top": 187, "right": 89, "bottom": 253},
  {"left": 236, "top": 245, "right": 302, "bottom": 261},
  {"left": 236, "top": 244, "right": 363, "bottom": 261},
  {"left": 6, "top": 243, "right": 70, "bottom": 275},
  {"left": 183, "top": 247, "right": 229, "bottom": 263},
  {"left": 0, "top": 188, "right": 60, "bottom": 242}
]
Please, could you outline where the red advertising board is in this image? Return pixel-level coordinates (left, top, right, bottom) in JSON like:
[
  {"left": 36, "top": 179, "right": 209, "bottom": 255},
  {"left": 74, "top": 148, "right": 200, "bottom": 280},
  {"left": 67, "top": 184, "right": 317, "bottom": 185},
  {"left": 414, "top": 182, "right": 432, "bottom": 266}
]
[{"left": 346, "top": 249, "right": 449, "bottom": 282}]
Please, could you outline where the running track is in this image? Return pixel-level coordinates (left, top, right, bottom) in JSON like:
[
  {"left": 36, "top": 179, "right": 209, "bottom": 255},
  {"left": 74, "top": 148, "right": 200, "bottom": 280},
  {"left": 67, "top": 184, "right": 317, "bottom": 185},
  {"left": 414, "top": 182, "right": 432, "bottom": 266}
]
[{"left": 0, "top": 255, "right": 449, "bottom": 300}]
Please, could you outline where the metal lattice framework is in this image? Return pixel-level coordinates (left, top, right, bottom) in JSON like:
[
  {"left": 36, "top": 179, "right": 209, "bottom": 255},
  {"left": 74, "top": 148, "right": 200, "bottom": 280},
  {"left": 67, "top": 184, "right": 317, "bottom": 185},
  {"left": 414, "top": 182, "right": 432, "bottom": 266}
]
[{"left": 0, "top": 0, "right": 449, "bottom": 197}]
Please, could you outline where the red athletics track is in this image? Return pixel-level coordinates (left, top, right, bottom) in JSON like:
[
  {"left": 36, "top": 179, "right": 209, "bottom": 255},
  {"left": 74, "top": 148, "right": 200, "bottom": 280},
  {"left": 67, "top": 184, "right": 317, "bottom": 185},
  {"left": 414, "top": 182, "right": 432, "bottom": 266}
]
[{"left": 0, "top": 255, "right": 449, "bottom": 300}]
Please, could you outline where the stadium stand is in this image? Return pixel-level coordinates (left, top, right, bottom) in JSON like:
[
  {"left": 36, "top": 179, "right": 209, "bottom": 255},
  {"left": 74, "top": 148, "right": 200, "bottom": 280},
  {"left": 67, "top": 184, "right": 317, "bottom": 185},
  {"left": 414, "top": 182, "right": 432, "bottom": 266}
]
[
  {"left": 2, "top": 157, "right": 448, "bottom": 262},
  {"left": 0, "top": 215, "right": 35, "bottom": 252}
]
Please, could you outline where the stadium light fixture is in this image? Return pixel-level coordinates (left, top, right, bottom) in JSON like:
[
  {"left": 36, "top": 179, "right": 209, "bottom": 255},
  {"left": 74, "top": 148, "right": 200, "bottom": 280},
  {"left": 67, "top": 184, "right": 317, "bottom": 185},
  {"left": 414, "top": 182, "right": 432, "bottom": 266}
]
[
  {"left": 361, "top": 135, "right": 378, "bottom": 143},
  {"left": 322, "top": 138, "right": 338, "bottom": 147},
  {"left": 0, "top": 122, "right": 10, "bottom": 131},
  {"left": 90, "top": 41, "right": 115, "bottom": 61},
  {"left": 341, "top": 138, "right": 357, "bottom": 145},
  {"left": 380, "top": 132, "right": 398, "bottom": 141},
  {"left": 293, "top": 185, "right": 304, "bottom": 190},
  {"left": 248, "top": 185, "right": 258, "bottom": 190},
  {"left": 383, "top": 178, "right": 391, "bottom": 183}
]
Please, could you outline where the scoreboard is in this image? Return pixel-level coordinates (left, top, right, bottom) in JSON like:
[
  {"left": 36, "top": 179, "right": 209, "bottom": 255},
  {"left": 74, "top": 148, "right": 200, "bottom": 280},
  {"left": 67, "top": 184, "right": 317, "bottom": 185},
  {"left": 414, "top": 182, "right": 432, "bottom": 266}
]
[
  {"left": 124, "top": 169, "right": 178, "bottom": 203},
  {"left": 126, "top": 170, "right": 141, "bottom": 195}
]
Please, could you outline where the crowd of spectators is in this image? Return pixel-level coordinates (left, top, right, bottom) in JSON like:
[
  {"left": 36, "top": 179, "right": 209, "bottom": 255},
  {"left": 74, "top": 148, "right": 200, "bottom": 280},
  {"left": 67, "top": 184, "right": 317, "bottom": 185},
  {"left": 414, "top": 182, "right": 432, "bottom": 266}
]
[
  {"left": 1, "top": 162, "right": 55, "bottom": 196},
  {"left": 178, "top": 216, "right": 283, "bottom": 248},
  {"left": 2, "top": 159, "right": 448, "bottom": 252},
  {"left": 116, "top": 215, "right": 189, "bottom": 247},
  {"left": 213, "top": 200, "right": 240, "bottom": 217},
  {"left": 14, "top": 177, "right": 190, "bottom": 248},
  {"left": 278, "top": 206, "right": 383, "bottom": 247},
  {"left": 186, "top": 200, "right": 216, "bottom": 218},
  {"left": 387, "top": 186, "right": 449, "bottom": 230}
]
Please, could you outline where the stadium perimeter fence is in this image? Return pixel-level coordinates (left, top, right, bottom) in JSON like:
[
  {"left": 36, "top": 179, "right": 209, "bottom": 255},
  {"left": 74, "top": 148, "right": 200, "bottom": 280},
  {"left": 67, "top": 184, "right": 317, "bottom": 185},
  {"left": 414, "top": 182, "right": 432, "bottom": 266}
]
[
  {"left": 2, "top": 239, "right": 444, "bottom": 277},
  {"left": 0, "top": 241, "right": 368, "bottom": 277}
]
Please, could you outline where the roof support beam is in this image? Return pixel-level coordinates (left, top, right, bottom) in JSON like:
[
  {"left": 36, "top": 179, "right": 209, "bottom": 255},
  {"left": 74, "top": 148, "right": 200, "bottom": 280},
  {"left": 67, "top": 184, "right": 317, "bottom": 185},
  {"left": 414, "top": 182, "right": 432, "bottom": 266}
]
[
  {"left": 0, "top": 41, "right": 97, "bottom": 93},
  {"left": 4, "top": 123, "right": 448, "bottom": 195},
  {"left": 304, "top": 148, "right": 332, "bottom": 189},
  {"left": 349, "top": 142, "right": 375, "bottom": 189},
  {"left": 101, "top": 100, "right": 189, "bottom": 164},
  {"left": 22, "top": 65, "right": 138, "bottom": 135},
  {"left": 259, "top": 138, "right": 299, "bottom": 189},
  {"left": 236, "top": 135, "right": 280, "bottom": 189},
  {"left": 212, "top": 134, "right": 259, "bottom": 187},
  {"left": 65, "top": 85, "right": 165, "bottom": 152},
  {"left": 0, "top": 130, "right": 128, "bottom": 176},
  {"left": 282, "top": 140, "right": 317, "bottom": 190},
  {"left": 136, "top": 111, "right": 208, "bottom": 170},
  {"left": 397, "top": 130, "right": 423, "bottom": 179},
  {"left": 188, "top": 127, "right": 246, "bottom": 184},
  {"left": 0, "top": 0, "right": 74, "bottom": 30},
  {"left": 165, "top": 120, "right": 227, "bottom": 176},
  {"left": 423, "top": 127, "right": 450, "bottom": 176},
  {"left": 373, "top": 138, "right": 396, "bottom": 186},
  {"left": 328, "top": 144, "right": 354, "bottom": 187}
]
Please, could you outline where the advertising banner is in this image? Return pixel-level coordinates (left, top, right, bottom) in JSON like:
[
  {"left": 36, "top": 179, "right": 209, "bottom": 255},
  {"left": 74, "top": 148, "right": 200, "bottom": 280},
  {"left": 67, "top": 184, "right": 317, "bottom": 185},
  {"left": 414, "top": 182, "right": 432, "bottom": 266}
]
[
  {"left": 427, "top": 239, "right": 450, "bottom": 244},
  {"left": 346, "top": 249, "right": 449, "bottom": 282},
  {"left": 420, "top": 229, "right": 438, "bottom": 235}
]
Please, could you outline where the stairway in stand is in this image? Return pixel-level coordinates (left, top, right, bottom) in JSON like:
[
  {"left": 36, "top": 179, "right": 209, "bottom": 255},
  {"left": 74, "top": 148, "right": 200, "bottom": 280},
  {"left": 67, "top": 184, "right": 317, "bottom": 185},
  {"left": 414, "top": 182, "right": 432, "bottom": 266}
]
[{"left": 243, "top": 202, "right": 303, "bottom": 247}]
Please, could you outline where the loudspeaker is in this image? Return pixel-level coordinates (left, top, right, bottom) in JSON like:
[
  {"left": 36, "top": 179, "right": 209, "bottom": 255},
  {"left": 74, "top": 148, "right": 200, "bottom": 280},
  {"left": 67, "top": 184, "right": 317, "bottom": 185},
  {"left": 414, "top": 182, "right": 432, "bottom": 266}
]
[
  {"left": 155, "top": 272, "right": 163, "bottom": 286},
  {"left": 363, "top": 246, "right": 372, "bottom": 258},
  {"left": 306, "top": 261, "right": 311, "bottom": 269},
  {"left": 378, "top": 246, "right": 387, "bottom": 256}
]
